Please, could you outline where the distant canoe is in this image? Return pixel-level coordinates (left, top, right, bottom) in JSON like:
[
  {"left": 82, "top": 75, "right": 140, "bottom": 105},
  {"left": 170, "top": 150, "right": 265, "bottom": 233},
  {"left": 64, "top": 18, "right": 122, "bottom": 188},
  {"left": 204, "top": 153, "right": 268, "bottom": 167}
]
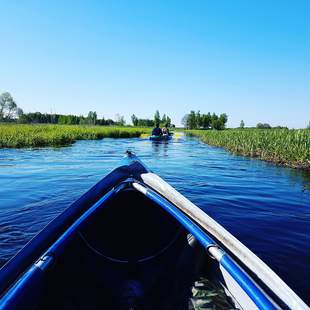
[
  {"left": 149, "top": 134, "right": 172, "bottom": 141},
  {"left": 0, "top": 152, "right": 308, "bottom": 309}
]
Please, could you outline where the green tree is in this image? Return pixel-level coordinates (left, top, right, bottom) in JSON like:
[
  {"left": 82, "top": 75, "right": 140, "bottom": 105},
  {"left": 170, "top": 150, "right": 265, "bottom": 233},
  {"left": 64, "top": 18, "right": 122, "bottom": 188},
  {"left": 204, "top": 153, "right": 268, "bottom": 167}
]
[
  {"left": 256, "top": 123, "right": 271, "bottom": 129},
  {"left": 219, "top": 113, "right": 228, "bottom": 124},
  {"left": 131, "top": 114, "right": 138, "bottom": 126},
  {"left": 181, "top": 114, "right": 189, "bottom": 128},
  {"left": 58, "top": 115, "right": 66, "bottom": 124},
  {"left": 211, "top": 119, "right": 222, "bottom": 130},
  {"left": 17, "top": 108, "right": 24, "bottom": 118},
  {"left": 219, "top": 113, "right": 228, "bottom": 129},
  {"left": 201, "top": 113, "right": 211, "bottom": 129},
  {"left": 105, "top": 119, "right": 115, "bottom": 125},
  {"left": 196, "top": 111, "right": 202, "bottom": 128},
  {"left": 187, "top": 110, "right": 197, "bottom": 129},
  {"left": 115, "top": 114, "right": 125, "bottom": 126},
  {"left": 0, "top": 92, "right": 18, "bottom": 120},
  {"left": 154, "top": 110, "right": 160, "bottom": 125},
  {"left": 161, "top": 113, "right": 167, "bottom": 125},
  {"left": 240, "top": 120, "right": 245, "bottom": 129},
  {"left": 211, "top": 113, "right": 218, "bottom": 124},
  {"left": 210, "top": 113, "right": 226, "bottom": 130},
  {"left": 166, "top": 116, "right": 171, "bottom": 127},
  {"left": 210, "top": 113, "right": 218, "bottom": 129},
  {"left": 87, "top": 111, "right": 97, "bottom": 125}
]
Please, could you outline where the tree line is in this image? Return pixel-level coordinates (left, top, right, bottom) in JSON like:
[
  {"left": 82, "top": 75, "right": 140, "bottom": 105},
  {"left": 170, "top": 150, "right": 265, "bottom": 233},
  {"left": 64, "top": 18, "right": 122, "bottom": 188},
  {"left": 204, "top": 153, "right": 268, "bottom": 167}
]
[
  {"left": 2, "top": 92, "right": 308, "bottom": 129},
  {"left": 182, "top": 111, "right": 228, "bottom": 130},
  {"left": 0, "top": 92, "right": 126, "bottom": 125},
  {"left": 17, "top": 111, "right": 122, "bottom": 126},
  {"left": 131, "top": 110, "right": 173, "bottom": 127},
  {"left": 0, "top": 93, "right": 173, "bottom": 128},
  {"left": 18, "top": 111, "right": 127, "bottom": 126},
  {"left": 239, "top": 120, "right": 288, "bottom": 130}
]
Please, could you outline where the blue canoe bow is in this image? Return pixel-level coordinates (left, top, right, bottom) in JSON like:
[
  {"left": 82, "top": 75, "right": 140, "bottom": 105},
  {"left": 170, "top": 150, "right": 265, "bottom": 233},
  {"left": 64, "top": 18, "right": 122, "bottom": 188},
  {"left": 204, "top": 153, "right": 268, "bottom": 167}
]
[{"left": 0, "top": 152, "right": 308, "bottom": 309}]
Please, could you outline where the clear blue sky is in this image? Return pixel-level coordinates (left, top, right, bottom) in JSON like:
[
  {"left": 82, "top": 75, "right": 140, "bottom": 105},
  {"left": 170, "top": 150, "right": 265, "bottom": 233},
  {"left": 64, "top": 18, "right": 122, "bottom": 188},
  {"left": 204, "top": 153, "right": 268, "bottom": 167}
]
[{"left": 0, "top": 0, "right": 309, "bottom": 128}]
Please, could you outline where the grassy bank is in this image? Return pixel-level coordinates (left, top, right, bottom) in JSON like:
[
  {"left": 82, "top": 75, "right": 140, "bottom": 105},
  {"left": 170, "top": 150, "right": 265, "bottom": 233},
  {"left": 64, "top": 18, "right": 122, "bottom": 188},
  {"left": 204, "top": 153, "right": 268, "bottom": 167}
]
[
  {"left": 0, "top": 124, "right": 150, "bottom": 148},
  {"left": 186, "top": 129, "right": 310, "bottom": 170}
]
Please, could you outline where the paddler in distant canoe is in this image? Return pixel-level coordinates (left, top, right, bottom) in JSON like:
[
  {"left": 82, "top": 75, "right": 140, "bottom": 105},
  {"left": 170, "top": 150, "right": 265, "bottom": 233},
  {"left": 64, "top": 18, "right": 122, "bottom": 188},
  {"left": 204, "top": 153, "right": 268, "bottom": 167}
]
[
  {"left": 152, "top": 123, "right": 162, "bottom": 136},
  {"left": 162, "top": 123, "right": 170, "bottom": 136}
]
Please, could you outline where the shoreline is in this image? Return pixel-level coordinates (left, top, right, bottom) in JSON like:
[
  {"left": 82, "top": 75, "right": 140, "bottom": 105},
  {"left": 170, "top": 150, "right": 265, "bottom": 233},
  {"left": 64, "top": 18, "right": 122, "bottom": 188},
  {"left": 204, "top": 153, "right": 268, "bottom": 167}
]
[
  {"left": 0, "top": 124, "right": 150, "bottom": 148},
  {"left": 186, "top": 129, "right": 310, "bottom": 171}
]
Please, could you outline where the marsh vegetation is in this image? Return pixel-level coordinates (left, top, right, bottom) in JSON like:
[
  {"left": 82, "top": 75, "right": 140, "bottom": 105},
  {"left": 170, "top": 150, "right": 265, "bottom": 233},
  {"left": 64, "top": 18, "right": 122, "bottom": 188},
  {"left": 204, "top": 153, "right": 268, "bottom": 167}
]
[
  {"left": 187, "top": 128, "right": 310, "bottom": 170},
  {"left": 0, "top": 124, "right": 149, "bottom": 148}
]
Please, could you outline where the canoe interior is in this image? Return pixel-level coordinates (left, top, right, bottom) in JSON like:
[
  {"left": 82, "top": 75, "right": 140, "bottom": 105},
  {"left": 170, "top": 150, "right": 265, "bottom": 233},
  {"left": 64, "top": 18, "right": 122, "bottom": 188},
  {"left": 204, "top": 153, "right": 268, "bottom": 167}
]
[{"left": 27, "top": 188, "right": 233, "bottom": 309}]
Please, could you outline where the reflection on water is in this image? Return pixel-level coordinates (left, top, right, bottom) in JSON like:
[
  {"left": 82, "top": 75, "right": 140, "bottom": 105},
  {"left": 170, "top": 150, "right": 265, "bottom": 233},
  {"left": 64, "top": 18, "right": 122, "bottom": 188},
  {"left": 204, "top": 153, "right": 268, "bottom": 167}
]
[
  {"left": 151, "top": 140, "right": 169, "bottom": 157},
  {"left": 288, "top": 169, "right": 310, "bottom": 192},
  {"left": 0, "top": 136, "right": 309, "bottom": 304}
]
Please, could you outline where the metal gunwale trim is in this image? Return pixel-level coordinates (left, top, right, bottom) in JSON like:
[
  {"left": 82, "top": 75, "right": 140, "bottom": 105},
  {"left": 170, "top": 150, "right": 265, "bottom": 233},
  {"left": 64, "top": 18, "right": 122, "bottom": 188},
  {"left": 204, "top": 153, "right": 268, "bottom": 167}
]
[
  {"left": 34, "top": 254, "right": 55, "bottom": 271},
  {"left": 132, "top": 181, "right": 277, "bottom": 310},
  {"left": 208, "top": 245, "right": 225, "bottom": 261}
]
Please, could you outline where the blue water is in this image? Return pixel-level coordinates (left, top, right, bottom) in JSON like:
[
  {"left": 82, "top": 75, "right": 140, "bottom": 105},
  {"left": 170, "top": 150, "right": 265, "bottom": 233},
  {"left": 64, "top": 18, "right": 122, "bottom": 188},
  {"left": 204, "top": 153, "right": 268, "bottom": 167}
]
[{"left": 0, "top": 135, "right": 309, "bottom": 304}]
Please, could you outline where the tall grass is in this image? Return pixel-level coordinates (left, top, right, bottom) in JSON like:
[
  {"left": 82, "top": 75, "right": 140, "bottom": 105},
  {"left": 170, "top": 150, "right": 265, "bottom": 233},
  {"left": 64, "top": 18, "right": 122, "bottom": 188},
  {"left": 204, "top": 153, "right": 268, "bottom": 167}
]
[
  {"left": 187, "top": 129, "right": 310, "bottom": 170},
  {"left": 0, "top": 124, "right": 150, "bottom": 148}
]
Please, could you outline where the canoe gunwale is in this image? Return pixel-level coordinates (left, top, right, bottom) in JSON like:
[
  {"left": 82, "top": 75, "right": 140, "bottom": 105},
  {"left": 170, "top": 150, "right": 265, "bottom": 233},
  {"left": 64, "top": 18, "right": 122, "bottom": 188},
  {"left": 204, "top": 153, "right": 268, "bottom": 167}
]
[
  {"left": 0, "top": 155, "right": 149, "bottom": 295},
  {"left": 140, "top": 172, "right": 309, "bottom": 310},
  {"left": 132, "top": 181, "right": 277, "bottom": 310},
  {"left": 0, "top": 183, "right": 128, "bottom": 308},
  {"left": 149, "top": 135, "right": 172, "bottom": 141}
]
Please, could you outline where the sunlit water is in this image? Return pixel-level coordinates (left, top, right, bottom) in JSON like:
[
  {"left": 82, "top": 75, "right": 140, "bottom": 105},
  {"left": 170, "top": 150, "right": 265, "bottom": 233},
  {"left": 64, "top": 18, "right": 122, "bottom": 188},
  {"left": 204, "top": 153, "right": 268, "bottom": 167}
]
[{"left": 0, "top": 135, "right": 309, "bottom": 304}]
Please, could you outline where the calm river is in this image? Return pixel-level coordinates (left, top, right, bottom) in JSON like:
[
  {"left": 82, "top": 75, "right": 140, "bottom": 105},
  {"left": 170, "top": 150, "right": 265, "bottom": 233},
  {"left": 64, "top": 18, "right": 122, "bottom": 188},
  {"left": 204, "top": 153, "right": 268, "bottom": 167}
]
[{"left": 0, "top": 135, "right": 309, "bottom": 304}]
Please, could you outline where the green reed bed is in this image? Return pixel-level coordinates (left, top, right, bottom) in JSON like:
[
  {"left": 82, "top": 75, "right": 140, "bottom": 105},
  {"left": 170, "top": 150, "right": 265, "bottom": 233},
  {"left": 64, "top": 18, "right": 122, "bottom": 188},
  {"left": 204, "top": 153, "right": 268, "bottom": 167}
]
[
  {"left": 0, "top": 124, "right": 150, "bottom": 148},
  {"left": 186, "top": 129, "right": 310, "bottom": 170}
]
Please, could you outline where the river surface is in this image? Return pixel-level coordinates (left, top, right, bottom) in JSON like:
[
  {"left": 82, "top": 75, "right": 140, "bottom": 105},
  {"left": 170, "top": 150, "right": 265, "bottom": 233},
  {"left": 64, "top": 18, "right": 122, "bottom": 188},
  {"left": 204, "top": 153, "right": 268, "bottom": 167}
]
[{"left": 0, "top": 135, "right": 309, "bottom": 304}]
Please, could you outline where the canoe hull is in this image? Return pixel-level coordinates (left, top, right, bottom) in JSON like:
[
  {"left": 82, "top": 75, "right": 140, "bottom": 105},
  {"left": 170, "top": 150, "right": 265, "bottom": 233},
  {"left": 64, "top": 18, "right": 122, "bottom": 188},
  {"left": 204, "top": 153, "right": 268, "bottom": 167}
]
[{"left": 149, "top": 135, "right": 172, "bottom": 141}]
